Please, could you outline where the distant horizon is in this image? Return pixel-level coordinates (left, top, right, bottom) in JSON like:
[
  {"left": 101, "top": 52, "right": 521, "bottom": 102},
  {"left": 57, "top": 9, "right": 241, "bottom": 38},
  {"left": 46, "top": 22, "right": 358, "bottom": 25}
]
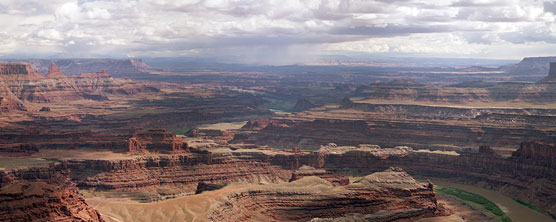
[
  {"left": 2, "top": 1, "right": 556, "bottom": 65},
  {"left": 0, "top": 54, "right": 524, "bottom": 67}
]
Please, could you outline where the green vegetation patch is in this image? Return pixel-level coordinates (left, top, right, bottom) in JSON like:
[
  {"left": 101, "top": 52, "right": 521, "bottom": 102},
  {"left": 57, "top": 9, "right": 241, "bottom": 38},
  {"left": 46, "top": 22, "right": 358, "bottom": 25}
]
[
  {"left": 435, "top": 186, "right": 512, "bottom": 222},
  {"left": 349, "top": 177, "right": 363, "bottom": 183},
  {"left": 170, "top": 127, "right": 191, "bottom": 135},
  {"left": 511, "top": 197, "right": 549, "bottom": 216}
]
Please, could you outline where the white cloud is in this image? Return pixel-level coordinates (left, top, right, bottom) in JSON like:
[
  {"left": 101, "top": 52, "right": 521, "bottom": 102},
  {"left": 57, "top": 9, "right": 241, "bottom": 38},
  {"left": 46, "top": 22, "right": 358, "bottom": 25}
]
[{"left": 0, "top": 0, "right": 556, "bottom": 62}]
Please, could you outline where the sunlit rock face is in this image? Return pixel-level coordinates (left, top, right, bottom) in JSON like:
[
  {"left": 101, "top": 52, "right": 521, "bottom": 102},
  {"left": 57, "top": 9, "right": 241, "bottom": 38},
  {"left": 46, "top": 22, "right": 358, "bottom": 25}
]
[{"left": 0, "top": 63, "right": 158, "bottom": 105}]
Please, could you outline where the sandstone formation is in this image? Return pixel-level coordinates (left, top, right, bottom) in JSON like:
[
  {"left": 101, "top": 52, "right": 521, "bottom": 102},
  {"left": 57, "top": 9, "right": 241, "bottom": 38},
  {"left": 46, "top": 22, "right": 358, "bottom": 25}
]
[
  {"left": 45, "top": 64, "right": 67, "bottom": 79},
  {"left": 293, "top": 98, "right": 318, "bottom": 112},
  {"left": 127, "top": 129, "right": 188, "bottom": 154},
  {"left": 1, "top": 139, "right": 554, "bottom": 219},
  {"left": 209, "top": 168, "right": 445, "bottom": 221},
  {"left": 195, "top": 182, "right": 226, "bottom": 194},
  {"left": 0, "top": 165, "right": 103, "bottom": 222},
  {"left": 0, "top": 129, "right": 128, "bottom": 153},
  {"left": 39, "top": 107, "right": 51, "bottom": 112},
  {"left": 293, "top": 142, "right": 556, "bottom": 218},
  {"left": 232, "top": 119, "right": 373, "bottom": 149},
  {"left": 0, "top": 59, "right": 154, "bottom": 78},
  {"left": 0, "top": 97, "right": 25, "bottom": 113},
  {"left": 233, "top": 95, "right": 556, "bottom": 151},
  {"left": 513, "top": 141, "right": 556, "bottom": 167},
  {"left": 0, "top": 63, "right": 159, "bottom": 104},
  {"left": 0, "top": 63, "right": 43, "bottom": 80},
  {"left": 539, "top": 62, "right": 556, "bottom": 83},
  {"left": 0, "top": 181, "right": 103, "bottom": 222},
  {"left": 289, "top": 165, "right": 348, "bottom": 186},
  {"left": 65, "top": 153, "right": 291, "bottom": 193}
]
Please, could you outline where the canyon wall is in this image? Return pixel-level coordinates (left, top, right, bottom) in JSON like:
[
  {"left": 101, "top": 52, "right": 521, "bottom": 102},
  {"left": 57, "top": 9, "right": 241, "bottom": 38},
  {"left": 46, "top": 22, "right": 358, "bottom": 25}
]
[
  {"left": 0, "top": 165, "right": 103, "bottom": 222},
  {"left": 209, "top": 168, "right": 445, "bottom": 222},
  {"left": 64, "top": 153, "right": 291, "bottom": 191},
  {"left": 0, "top": 59, "right": 153, "bottom": 78},
  {"left": 0, "top": 63, "right": 158, "bottom": 106}
]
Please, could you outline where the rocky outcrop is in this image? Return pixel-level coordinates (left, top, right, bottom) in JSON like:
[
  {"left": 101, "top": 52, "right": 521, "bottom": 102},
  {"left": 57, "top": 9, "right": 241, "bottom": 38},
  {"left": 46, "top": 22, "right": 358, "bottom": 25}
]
[
  {"left": 127, "top": 137, "right": 147, "bottom": 154},
  {"left": 538, "top": 62, "right": 556, "bottom": 83},
  {"left": 241, "top": 118, "right": 282, "bottom": 131},
  {"left": 0, "top": 59, "right": 154, "bottom": 78},
  {"left": 507, "top": 56, "right": 556, "bottom": 78},
  {"left": 284, "top": 142, "right": 556, "bottom": 218},
  {"left": 127, "top": 129, "right": 188, "bottom": 154},
  {"left": 0, "top": 97, "right": 25, "bottom": 113},
  {"left": 66, "top": 153, "right": 291, "bottom": 191},
  {"left": 231, "top": 119, "right": 373, "bottom": 149},
  {"left": 293, "top": 98, "right": 318, "bottom": 112},
  {"left": 209, "top": 168, "right": 445, "bottom": 221},
  {"left": 39, "top": 106, "right": 51, "bottom": 112},
  {"left": 0, "top": 165, "right": 103, "bottom": 222},
  {"left": 0, "top": 63, "right": 159, "bottom": 104},
  {"left": 512, "top": 141, "right": 556, "bottom": 167},
  {"left": 195, "top": 182, "right": 226, "bottom": 194},
  {"left": 235, "top": 100, "right": 556, "bottom": 151},
  {"left": 0, "top": 181, "right": 103, "bottom": 222},
  {"left": 45, "top": 64, "right": 66, "bottom": 79},
  {"left": 0, "top": 63, "right": 43, "bottom": 80},
  {"left": 289, "top": 165, "right": 348, "bottom": 186},
  {"left": 0, "top": 129, "right": 128, "bottom": 153}
]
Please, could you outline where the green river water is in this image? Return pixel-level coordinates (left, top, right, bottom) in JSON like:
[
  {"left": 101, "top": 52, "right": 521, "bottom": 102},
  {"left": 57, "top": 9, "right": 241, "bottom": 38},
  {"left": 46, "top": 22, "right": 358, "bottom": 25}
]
[{"left": 431, "top": 180, "right": 554, "bottom": 222}]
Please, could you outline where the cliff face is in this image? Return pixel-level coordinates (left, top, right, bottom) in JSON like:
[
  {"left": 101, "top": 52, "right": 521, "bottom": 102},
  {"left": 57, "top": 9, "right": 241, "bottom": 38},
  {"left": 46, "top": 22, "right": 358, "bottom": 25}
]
[
  {"left": 232, "top": 119, "right": 373, "bottom": 149},
  {"left": 513, "top": 141, "right": 556, "bottom": 167},
  {"left": 0, "top": 59, "right": 154, "bottom": 78},
  {"left": 506, "top": 56, "right": 556, "bottom": 78},
  {"left": 209, "top": 168, "right": 444, "bottom": 221},
  {"left": 287, "top": 142, "right": 556, "bottom": 218},
  {"left": 45, "top": 64, "right": 67, "bottom": 79},
  {"left": 236, "top": 98, "right": 556, "bottom": 151},
  {"left": 0, "top": 63, "right": 43, "bottom": 81},
  {"left": 65, "top": 153, "right": 291, "bottom": 191},
  {"left": 0, "top": 181, "right": 104, "bottom": 222},
  {"left": 0, "top": 165, "right": 103, "bottom": 222},
  {"left": 1, "top": 140, "right": 553, "bottom": 219},
  {"left": 289, "top": 165, "right": 349, "bottom": 186},
  {"left": 127, "top": 129, "right": 188, "bottom": 154},
  {"left": 0, "top": 97, "right": 25, "bottom": 113},
  {"left": 0, "top": 63, "right": 158, "bottom": 105},
  {"left": 538, "top": 62, "right": 556, "bottom": 83},
  {"left": 0, "top": 129, "right": 128, "bottom": 153}
]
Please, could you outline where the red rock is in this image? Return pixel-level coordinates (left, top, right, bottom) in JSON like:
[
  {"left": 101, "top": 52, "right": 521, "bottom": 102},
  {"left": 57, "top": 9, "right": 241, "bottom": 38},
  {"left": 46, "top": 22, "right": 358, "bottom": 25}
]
[
  {"left": 127, "top": 129, "right": 188, "bottom": 154},
  {"left": 0, "top": 97, "right": 26, "bottom": 112},
  {"left": 289, "top": 165, "right": 349, "bottom": 186},
  {"left": 0, "top": 181, "right": 104, "bottom": 222},
  {"left": 45, "top": 64, "right": 67, "bottom": 79},
  {"left": 0, "top": 63, "right": 159, "bottom": 104},
  {"left": 209, "top": 168, "right": 445, "bottom": 221}
]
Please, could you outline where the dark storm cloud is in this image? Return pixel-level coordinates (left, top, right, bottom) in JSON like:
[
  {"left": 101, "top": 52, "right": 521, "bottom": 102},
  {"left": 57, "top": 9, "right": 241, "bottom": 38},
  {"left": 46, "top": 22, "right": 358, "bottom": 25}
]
[
  {"left": 330, "top": 24, "right": 454, "bottom": 36},
  {"left": 544, "top": 1, "right": 556, "bottom": 14}
]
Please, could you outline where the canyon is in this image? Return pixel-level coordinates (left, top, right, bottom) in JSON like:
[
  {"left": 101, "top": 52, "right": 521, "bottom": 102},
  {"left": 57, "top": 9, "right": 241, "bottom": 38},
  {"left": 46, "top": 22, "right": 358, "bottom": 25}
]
[{"left": 1, "top": 57, "right": 556, "bottom": 221}]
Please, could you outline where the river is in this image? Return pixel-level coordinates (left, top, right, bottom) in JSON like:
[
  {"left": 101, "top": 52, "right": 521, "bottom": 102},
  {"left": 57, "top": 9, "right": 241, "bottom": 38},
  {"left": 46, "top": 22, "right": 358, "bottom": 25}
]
[{"left": 431, "top": 180, "right": 554, "bottom": 222}]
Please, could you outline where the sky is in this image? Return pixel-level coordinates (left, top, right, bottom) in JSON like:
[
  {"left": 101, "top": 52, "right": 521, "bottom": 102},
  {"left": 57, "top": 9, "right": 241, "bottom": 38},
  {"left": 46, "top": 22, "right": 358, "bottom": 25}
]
[{"left": 1, "top": 0, "right": 556, "bottom": 64}]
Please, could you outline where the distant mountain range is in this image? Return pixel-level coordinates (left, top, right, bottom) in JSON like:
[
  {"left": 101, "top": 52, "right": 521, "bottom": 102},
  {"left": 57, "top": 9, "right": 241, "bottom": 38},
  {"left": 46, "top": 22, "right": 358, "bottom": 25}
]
[{"left": 1, "top": 56, "right": 556, "bottom": 83}]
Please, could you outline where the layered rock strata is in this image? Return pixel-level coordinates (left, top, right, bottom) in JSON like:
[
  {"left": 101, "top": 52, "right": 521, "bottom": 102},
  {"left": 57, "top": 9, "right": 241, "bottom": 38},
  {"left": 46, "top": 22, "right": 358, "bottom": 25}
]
[
  {"left": 0, "top": 181, "right": 104, "bottom": 222},
  {"left": 209, "top": 168, "right": 445, "bottom": 221},
  {"left": 289, "top": 165, "right": 349, "bottom": 186},
  {"left": 65, "top": 154, "right": 291, "bottom": 191},
  {"left": 288, "top": 142, "right": 556, "bottom": 218},
  {"left": 0, "top": 165, "right": 103, "bottom": 222},
  {"left": 126, "top": 129, "right": 188, "bottom": 154},
  {"left": 0, "top": 63, "right": 158, "bottom": 105}
]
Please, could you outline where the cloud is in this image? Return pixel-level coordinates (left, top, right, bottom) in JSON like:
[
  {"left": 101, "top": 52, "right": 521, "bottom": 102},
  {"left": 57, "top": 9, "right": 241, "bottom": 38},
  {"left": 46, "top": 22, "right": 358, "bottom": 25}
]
[{"left": 0, "top": 0, "right": 555, "bottom": 63}]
